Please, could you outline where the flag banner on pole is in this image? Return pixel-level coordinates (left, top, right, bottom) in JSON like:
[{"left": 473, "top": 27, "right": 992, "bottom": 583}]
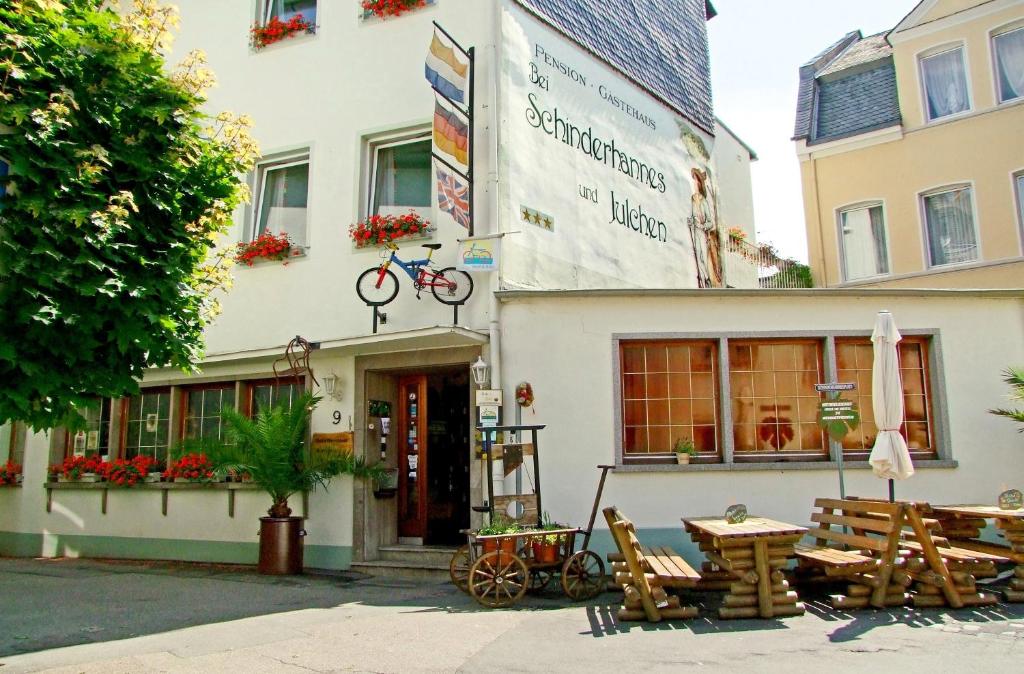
[
  {"left": 436, "top": 166, "right": 470, "bottom": 229},
  {"left": 433, "top": 100, "right": 468, "bottom": 165},
  {"left": 425, "top": 30, "right": 468, "bottom": 104}
]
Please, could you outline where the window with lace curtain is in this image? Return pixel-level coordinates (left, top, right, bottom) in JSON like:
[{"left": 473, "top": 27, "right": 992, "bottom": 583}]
[
  {"left": 993, "top": 25, "right": 1024, "bottom": 104},
  {"left": 920, "top": 46, "right": 971, "bottom": 121},
  {"left": 921, "top": 185, "right": 978, "bottom": 267},
  {"left": 838, "top": 203, "right": 889, "bottom": 281},
  {"left": 253, "top": 151, "right": 310, "bottom": 248},
  {"left": 368, "top": 134, "right": 432, "bottom": 222},
  {"left": 260, "top": 0, "right": 317, "bottom": 26}
]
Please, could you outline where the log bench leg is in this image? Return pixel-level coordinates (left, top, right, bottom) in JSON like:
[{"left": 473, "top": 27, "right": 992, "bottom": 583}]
[
  {"left": 717, "top": 541, "right": 804, "bottom": 620},
  {"left": 1003, "top": 523, "right": 1024, "bottom": 602}
]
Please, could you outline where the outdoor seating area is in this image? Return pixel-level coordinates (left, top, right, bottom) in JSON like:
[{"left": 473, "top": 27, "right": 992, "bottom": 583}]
[{"left": 599, "top": 498, "right": 1023, "bottom": 623}]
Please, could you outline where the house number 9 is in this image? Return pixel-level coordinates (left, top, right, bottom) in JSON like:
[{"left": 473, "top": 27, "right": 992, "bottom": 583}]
[{"left": 332, "top": 411, "right": 342, "bottom": 425}]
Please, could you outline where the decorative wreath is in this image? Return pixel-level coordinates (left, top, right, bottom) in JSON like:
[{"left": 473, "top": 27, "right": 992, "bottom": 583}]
[{"left": 515, "top": 382, "right": 534, "bottom": 407}]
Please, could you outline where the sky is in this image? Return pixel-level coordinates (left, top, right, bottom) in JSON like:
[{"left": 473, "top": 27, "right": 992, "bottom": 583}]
[{"left": 707, "top": 0, "right": 920, "bottom": 262}]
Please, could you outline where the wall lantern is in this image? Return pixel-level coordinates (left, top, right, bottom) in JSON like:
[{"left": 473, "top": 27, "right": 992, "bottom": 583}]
[
  {"left": 322, "top": 373, "right": 342, "bottom": 400},
  {"left": 471, "top": 356, "right": 490, "bottom": 388}
]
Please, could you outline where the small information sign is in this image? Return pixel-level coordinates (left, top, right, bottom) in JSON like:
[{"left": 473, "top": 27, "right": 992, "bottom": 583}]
[
  {"left": 998, "top": 489, "right": 1023, "bottom": 511},
  {"left": 820, "top": 399, "right": 857, "bottom": 422},
  {"left": 457, "top": 238, "right": 500, "bottom": 273},
  {"left": 476, "top": 389, "right": 503, "bottom": 406},
  {"left": 815, "top": 382, "right": 856, "bottom": 393},
  {"left": 311, "top": 432, "right": 354, "bottom": 460},
  {"left": 478, "top": 404, "right": 500, "bottom": 427}
]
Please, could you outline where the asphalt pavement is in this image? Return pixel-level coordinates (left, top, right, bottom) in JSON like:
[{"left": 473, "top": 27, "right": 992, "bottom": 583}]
[{"left": 1, "top": 557, "right": 1022, "bottom": 673}]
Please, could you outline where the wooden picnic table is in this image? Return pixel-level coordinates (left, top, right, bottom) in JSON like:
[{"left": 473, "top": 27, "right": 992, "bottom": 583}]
[
  {"left": 683, "top": 516, "right": 807, "bottom": 619},
  {"left": 930, "top": 505, "right": 1024, "bottom": 602}
]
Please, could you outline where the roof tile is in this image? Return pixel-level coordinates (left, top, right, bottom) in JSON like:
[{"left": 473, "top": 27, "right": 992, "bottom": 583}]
[{"left": 514, "top": 0, "right": 714, "bottom": 134}]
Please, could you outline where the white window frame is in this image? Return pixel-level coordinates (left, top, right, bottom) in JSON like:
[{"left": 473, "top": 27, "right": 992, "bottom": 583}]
[
  {"left": 836, "top": 200, "right": 891, "bottom": 282},
  {"left": 365, "top": 130, "right": 433, "bottom": 222},
  {"left": 251, "top": 151, "right": 311, "bottom": 247},
  {"left": 257, "top": 0, "right": 318, "bottom": 27},
  {"left": 918, "top": 43, "right": 973, "bottom": 124},
  {"left": 918, "top": 182, "right": 981, "bottom": 268},
  {"left": 1014, "top": 169, "right": 1024, "bottom": 255},
  {"left": 990, "top": 22, "right": 1024, "bottom": 105}
]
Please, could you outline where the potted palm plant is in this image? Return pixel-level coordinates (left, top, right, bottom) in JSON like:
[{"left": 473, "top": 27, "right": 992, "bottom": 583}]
[{"left": 208, "top": 392, "right": 387, "bottom": 575}]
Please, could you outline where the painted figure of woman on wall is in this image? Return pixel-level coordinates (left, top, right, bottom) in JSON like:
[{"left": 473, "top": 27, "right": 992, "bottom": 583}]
[{"left": 688, "top": 168, "right": 723, "bottom": 288}]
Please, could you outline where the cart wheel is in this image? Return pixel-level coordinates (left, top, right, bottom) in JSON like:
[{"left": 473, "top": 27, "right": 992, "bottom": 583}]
[
  {"left": 561, "top": 550, "right": 605, "bottom": 601},
  {"left": 449, "top": 545, "right": 471, "bottom": 593},
  {"left": 527, "top": 569, "right": 554, "bottom": 594},
  {"left": 469, "top": 551, "right": 529, "bottom": 608}
]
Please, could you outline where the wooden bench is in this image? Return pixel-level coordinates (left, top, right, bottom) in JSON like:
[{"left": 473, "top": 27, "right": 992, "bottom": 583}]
[
  {"left": 792, "top": 498, "right": 909, "bottom": 609},
  {"left": 893, "top": 502, "right": 1002, "bottom": 609},
  {"left": 603, "top": 506, "right": 699, "bottom": 622}
]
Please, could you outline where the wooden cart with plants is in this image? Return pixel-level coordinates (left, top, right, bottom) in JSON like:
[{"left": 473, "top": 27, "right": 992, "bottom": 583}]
[{"left": 448, "top": 425, "right": 610, "bottom": 608}]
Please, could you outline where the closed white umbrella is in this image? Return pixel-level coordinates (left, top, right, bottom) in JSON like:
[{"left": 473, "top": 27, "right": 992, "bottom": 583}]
[{"left": 869, "top": 310, "right": 914, "bottom": 500}]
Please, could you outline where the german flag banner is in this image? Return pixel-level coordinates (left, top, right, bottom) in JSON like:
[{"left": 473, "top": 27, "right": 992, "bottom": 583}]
[{"left": 433, "top": 98, "right": 469, "bottom": 166}]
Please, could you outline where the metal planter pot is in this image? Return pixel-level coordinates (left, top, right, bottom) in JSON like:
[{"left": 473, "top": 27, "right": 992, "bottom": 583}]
[{"left": 258, "top": 516, "right": 306, "bottom": 575}]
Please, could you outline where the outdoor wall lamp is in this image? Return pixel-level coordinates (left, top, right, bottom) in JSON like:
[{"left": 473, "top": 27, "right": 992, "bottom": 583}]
[
  {"left": 321, "top": 373, "right": 342, "bottom": 400},
  {"left": 471, "top": 356, "right": 490, "bottom": 388}
]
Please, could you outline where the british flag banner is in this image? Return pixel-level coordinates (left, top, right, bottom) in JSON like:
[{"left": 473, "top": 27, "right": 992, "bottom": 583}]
[{"left": 436, "top": 167, "right": 470, "bottom": 230}]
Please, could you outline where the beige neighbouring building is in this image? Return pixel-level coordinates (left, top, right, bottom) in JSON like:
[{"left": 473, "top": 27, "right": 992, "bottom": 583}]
[{"left": 794, "top": 0, "right": 1024, "bottom": 289}]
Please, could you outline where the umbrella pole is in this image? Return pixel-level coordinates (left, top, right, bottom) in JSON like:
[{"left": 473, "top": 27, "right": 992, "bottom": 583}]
[
  {"left": 888, "top": 479, "right": 895, "bottom": 503},
  {"left": 836, "top": 444, "right": 846, "bottom": 499}
]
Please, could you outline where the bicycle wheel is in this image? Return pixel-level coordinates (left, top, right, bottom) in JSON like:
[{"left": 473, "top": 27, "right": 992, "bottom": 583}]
[
  {"left": 430, "top": 267, "right": 473, "bottom": 305},
  {"left": 356, "top": 267, "right": 399, "bottom": 305}
]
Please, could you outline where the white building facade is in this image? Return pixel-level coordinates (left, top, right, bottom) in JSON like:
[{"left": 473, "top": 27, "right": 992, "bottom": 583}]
[{"left": 2, "top": 0, "right": 1021, "bottom": 572}]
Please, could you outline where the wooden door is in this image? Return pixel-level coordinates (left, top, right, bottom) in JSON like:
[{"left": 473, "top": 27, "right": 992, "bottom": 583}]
[{"left": 398, "top": 376, "right": 428, "bottom": 540}]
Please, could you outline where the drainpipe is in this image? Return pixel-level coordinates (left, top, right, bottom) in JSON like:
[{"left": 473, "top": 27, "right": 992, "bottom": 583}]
[{"left": 486, "top": 1, "right": 502, "bottom": 394}]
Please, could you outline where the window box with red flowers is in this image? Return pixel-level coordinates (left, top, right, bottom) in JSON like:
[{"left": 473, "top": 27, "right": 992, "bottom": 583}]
[
  {"left": 0, "top": 461, "right": 22, "bottom": 486},
  {"left": 51, "top": 455, "right": 107, "bottom": 483},
  {"left": 104, "top": 456, "right": 158, "bottom": 488},
  {"left": 235, "top": 231, "right": 304, "bottom": 266},
  {"left": 360, "top": 0, "right": 434, "bottom": 21},
  {"left": 251, "top": 13, "right": 316, "bottom": 50},
  {"left": 349, "top": 212, "right": 434, "bottom": 249},
  {"left": 164, "top": 452, "right": 219, "bottom": 483}
]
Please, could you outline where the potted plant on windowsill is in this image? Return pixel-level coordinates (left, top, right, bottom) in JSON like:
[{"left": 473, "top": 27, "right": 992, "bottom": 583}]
[
  {"left": 361, "top": 0, "right": 428, "bottom": 20},
  {"left": 53, "top": 455, "right": 106, "bottom": 482},
  {"left": 206, "top": 393, "right": 388, "bottom": 575},
  {"left": 349, "top": 212, "right": 433, "bottom": 249},
  {"left": 673, "top": 438, "right": 697, "bottom": 465},
  {"left": 0, "top": 461, "right": 22, "bottom": 486},
  {"left": 105, "top": 456, "right": 157, "bottom": 487},
  {"left": 164, "top": 452, "right": 218, "bottom": 483},
  {"left": 250, "top": 13, "right": 314, "bottom": 50},
  {"left": 234, "top": 231, "right": 302, "bottom": 266}
]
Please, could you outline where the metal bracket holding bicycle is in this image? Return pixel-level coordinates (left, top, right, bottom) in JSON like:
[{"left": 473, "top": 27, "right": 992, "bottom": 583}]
[{"left": 356, "top": 242, "right": 473, "bottom": 335}]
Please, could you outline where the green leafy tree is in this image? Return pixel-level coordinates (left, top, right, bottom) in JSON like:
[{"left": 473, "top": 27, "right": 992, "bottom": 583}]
[
  {"left": 989, "top": 367, "right": 1024, "bottom": 433},
  {"left": 208, "top": 393, "right": 388, "bottom": 518},
  {"left": 0, "top": 0, "right": 258, "bottom": 429}
]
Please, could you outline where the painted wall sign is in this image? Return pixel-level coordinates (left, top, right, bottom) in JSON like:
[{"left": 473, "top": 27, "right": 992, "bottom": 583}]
[
  {"left": 500, "top": 4, "right": 723, "bottom": 290},
  {"left": 311, "top": 432, "right": 355, "bottom": 460},
  {"left": 457, "top": 237, "right": 499, "bottom": 272}
]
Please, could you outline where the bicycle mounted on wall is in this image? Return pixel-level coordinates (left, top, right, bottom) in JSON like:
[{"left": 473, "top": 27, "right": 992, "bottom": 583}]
[{"left": 356, "top": 242, "right": 473, "bottom": 333}]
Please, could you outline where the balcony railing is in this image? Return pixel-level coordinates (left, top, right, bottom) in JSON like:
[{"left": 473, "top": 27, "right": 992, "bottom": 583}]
[{"left": 725, "top": 236, "right": 814, "bottom": 289}]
